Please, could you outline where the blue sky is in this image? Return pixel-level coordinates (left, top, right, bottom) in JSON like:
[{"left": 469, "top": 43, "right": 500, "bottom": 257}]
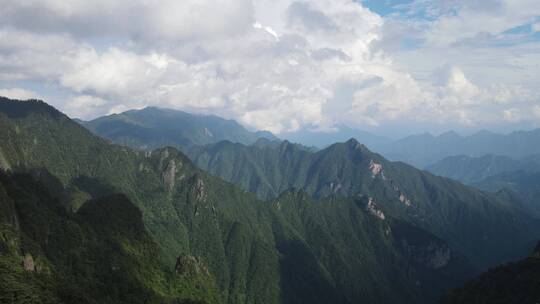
[
  {"left": 0, "top": 0, "right": 539, "bottom": 137},
  {"left": 361, "top": 0, "right": 413, "bottom": 16}
]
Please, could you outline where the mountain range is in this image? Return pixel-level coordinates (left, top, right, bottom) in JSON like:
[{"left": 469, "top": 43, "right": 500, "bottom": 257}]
[
  {"left": 80, "top": 107, "right": 278, "bottom": 150},
  {"left": 425, "top": 154, "right": 540, "bottom": 218},
  {"left": 278, "top": 124, "right": 390, "bottom": 151},
  {"left": 1, "top": 97, "right": 540, "bottom": 303},
  {"left": 79, "top": 105, "right": 540, "bottom": 271},
  {"left": 379, "top": 130, "right": 540, "bottom": 168},
  {"left": 425, "top": 154, "right": 540, "bottom": 185},
  {"left": 82, "top": 108, "right": 540, "bottom": 171}
]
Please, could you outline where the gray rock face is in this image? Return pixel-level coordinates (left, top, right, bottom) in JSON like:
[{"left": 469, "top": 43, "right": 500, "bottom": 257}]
[
  {"left": 192, "top": 175, "right": 207, "bottom": 202},
  {"left": 162, "top": 159, "right": 177, "bottom": 191}
]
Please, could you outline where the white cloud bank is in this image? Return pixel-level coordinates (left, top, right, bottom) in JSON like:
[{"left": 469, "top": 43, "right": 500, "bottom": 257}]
[
  {"left": 0, "top": 88, "right": 42, "bottom": 100},
  {"left": 0, "top": 0, "right": 538, "bottom": 133}
]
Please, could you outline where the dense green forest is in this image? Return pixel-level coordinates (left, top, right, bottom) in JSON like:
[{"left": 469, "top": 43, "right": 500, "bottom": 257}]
[{"left": 1, "top": 97, "right": 539, "bottom": 303}]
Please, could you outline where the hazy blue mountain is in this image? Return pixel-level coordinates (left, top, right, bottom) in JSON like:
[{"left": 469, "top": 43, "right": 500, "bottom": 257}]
[
  {"left": 473, "top": 171, "right": 540, "bottom": 217},
  {"left": 81, "top": 107, "right": 278, "bottom": 150},
  {"left": 425, "top": 154, "right": 540, "bottom": 185},
  {"left": 279, "top": 124, "right": 390, "bottom": 150},
  {"left": 380, "top": 130, "right": 540, "bottom": 168},
  {"left": 424, "top": 154, "right": 540, "bottom": 217}
]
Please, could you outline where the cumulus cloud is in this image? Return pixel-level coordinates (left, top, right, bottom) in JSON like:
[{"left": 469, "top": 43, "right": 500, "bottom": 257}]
[
  {"left": 0, "top": 88, "right": 43, "bottom": 100},
  {"left": 63, "top": 95, "right": 108, "bottom": 119},
  {"left": 0, "top": 0, "right": 538, "bottom": 133}
]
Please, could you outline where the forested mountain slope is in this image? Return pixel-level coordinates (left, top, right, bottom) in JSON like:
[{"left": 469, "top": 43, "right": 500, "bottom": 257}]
[
  {"left": 0, "top": 97, "right": 494, "bottom": 303},
  {"left": 440, "top": 242, "right": 540, "bottom": 304},
  {"left": 185, "top": 139, "right": 540, "bottom": 269}
]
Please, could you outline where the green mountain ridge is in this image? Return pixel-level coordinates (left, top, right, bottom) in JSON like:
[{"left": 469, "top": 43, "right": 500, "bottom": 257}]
[
  {"left": 184, "top": 139, "right": 539, "bottom": 269},
  {"left": 0, "top": 170, "right": 220, "bottom": 304},
  {"left": 0, "top": 97, "right": 484, "bottom": 303}
]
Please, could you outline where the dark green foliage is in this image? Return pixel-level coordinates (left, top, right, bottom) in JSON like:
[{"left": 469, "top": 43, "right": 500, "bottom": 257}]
[
  {"left": 440, "top": 244, "right": 540, "bottom": 304},
  {"left": 0, "top": 97, "right": 282, "bottom": 303},
  {"left": 270, "top": 191, "right": 473, "bottom": 304},
  {"left": 0, "top": 170, "right": 219, "bottom": 304},
  {"left": 81, "top": 106, "right": 278, "bottom": 150}
]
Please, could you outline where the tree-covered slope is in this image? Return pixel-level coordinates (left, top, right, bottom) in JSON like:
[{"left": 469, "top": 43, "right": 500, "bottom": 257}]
[
  {"left": 81, "top": 106, "right": 277, "bottom": 150},
  {"left": 270, "top": 190, "right": 473, "bottom": 304},
  {"left": 0, "top": 170, "right": 220, "bottom": 304},
  {"left": 185, "top": 139, "right": 540, "bottom": 270},
  {"left": 0, "top": 98, "right": 283, "bottom": 303},
  {"left": 0, "top": 97, "right": 482, "bottom": 303},
  {"left": 439, "top": 243, "right": 540, "bottom": 304}
]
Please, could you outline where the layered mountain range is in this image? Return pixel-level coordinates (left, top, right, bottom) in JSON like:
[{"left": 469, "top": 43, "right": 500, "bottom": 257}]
[
  {"left": 426, "top": 154, "right": 540, "bottom": 217},
  {"left": 82, "top": 108, "right": 540, "bottom": 171},
  {"left": 379, "top": 130, "right": 540, "bottom": 168},
  {"left": 80, "top": 107, "right": 277, "bottom": 150},
  {"left": 1, "top": 97, "right": 539, "bottom": 303}
]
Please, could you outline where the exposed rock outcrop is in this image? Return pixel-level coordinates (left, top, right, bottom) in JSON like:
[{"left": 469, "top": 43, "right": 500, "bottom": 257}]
[
  {"left": 162, "top": 159, "right": 177, "bottom": 191},
  {"left": 399, "top": 193, "right": 412, "bottom": 206},
  {"left": 175, "top": 254, "right": 210, "bottom": 276},
  {"left": 191, "top": 175, "right": 207, "bottom": 202},
  {"left": 22, "top": 253, "right": 42, "bottom": 272},
  {"left": 369, "top": 160, "right": 384, "bottom": 179},
  {"left": 366, "top": 197, "right": 385, "bottom": 220}
]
